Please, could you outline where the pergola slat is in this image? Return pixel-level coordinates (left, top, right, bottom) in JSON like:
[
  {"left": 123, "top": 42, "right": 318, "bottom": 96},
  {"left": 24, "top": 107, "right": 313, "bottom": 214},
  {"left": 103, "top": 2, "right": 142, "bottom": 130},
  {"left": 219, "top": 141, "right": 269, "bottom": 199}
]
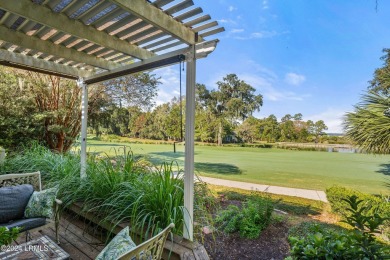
[
  {"left": 199, "top": 27, "right": 225, "bottom": 38},
  {"left": 152, "top": 0, "right": 174, "bottom": 8},
  {"left": 80, "top": 1, "right": 113, "bottom": 24},
  {"left": 0, "top": 0, "right": 154, "bottom": 60},
  {"left": 93, "top": 7, "right": 126, "bottom": 29},
  {"left": 143, "top": 36, "right": 175, "bottom": 50},
  {"left": 164, "top": 0, "right": 194, "bottom": 16},
  {"left": 193, "top": 21, "right": 218, "bottom": 33},
  {"left": 184, "top": 14, "right": 210, "bottom": 27},
  {"left": 110, "top": 0, "right": 202, "bottom": 44},
  {"left": 77, "top": 1, "right": 108, "bottom": 21},
  {"left": 0, "top": 25, "right": 118, "bottom": 70},
  {"left": 174, "top": 7, "right": 202, "bottom": 22},
  {"left": 0, "top": 49, "right": 91, "bottom": 79}
]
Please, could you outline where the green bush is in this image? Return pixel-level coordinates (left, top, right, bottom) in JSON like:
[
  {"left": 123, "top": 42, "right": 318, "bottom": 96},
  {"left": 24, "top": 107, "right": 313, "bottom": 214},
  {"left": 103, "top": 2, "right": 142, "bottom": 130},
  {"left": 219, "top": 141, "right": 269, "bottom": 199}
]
[
  {"left": 0, "top": 227, "right": 20, "bottom": 246},
  {"left": 215, "top": 194, "right": 274, "bottom": 239},
  {"left": 326, "top": 186, "right": 389, "bottom": 216},
  {"left": 288, "top": 195, "right": 390, "bottom": 259},
  {"left": 326, "top": 185, "right": 390, "bottom": 239}
]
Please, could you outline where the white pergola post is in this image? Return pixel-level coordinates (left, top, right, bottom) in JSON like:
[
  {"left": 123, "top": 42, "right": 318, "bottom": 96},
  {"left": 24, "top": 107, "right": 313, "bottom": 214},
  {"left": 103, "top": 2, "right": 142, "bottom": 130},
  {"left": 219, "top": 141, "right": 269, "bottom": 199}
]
[
  {"left": 78, "top": 78, "right": 88, "bottom": 178},
  {"left": 184, "top": 45, "right": 196, "bottom": 241}
]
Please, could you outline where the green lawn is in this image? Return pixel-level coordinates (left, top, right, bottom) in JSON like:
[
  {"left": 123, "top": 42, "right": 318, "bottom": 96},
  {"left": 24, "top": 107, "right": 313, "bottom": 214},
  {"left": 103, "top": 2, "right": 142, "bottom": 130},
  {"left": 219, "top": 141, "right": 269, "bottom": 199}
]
[{"left": 84, "top": 139, "right": 390, "bottom": 194}]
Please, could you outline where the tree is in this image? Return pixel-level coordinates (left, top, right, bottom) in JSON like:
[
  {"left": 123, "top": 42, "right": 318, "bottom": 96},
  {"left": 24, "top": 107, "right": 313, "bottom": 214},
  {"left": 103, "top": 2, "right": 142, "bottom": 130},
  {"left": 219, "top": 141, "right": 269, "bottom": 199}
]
[
  {"left": 281, "top": 114, "right": 292, "bottom": 122},
  {"left": 260, "top": 115, "right": 280, "bottom": 142},
  {"left": 293, "top": 113, "right": 303, "bottom": 121},
  {"left": 369, "top": 49, "right": 390, "bottom": 95},
  {"left": 280, "top": 120, "right": 296, "bottom": 141},
  {"left": 195, "top": 109, "right": 217, "bottom": 142},
  {"left": 104, "top": 73, "right": 160, "bottom": 110},
  {"left": 25, "top": 72, "right": 84, "bottom": 152},
  {"left": 0, "top": 67, "right": 41, "bottom": 148},
  {"left": 307, "top": 120, "right": 328, "bottom": 143},
  {"left": 236, "top": 116, "right": 260, "bottom": 143},
  {"left": 208, "top": 74, "right": 263, "bottom": 145},
  {"left": 87, "top": 85, "right": 113, "bottom": 137},
  {"left": 344, "top": 91, "right": 390, "bottom": 154}
]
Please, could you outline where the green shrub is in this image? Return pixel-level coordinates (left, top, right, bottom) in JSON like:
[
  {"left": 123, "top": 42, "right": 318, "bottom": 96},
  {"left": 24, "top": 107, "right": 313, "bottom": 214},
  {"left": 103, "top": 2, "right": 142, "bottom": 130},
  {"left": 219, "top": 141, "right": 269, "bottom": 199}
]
[
  {"left": 215, "top": 194, "right": 274, "bottom": 239},
  {"left": 326, "top": 185, "right": 390, "bottom": 240},
  {"left": 326, "top": 186, "right": 389, "bottom": 216},
  {"left": 0, "top": 227, "right": 20, "bottom": 246},
  {"left": 288, "top": 195, "right": 390, "bottom": 259}
]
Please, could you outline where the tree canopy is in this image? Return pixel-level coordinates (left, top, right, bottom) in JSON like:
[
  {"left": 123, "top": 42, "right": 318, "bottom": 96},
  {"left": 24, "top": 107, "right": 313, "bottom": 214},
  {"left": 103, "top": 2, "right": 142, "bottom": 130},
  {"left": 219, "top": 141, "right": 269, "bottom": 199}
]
[
  {"left": 344, "top": 91, "right": 390, "bottom": 154},
  {"left": 0, "top": 68, "right": 334, "bottom": 150},
  {"left": 344, "top": 49, "right": 390, "bottom": 154},
  {"left": 0, "top": 67, "right": 160, "bottom": 152}
]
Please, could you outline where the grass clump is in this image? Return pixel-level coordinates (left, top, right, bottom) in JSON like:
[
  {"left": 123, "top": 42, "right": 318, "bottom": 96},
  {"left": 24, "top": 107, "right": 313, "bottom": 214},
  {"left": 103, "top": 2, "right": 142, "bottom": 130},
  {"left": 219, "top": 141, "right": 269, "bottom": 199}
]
[
  {"left": 215, "top": 193, "right": 274, "bottom": 239},
  {"left": 0, "top": 144, "right": 215, "bottom": 240}
]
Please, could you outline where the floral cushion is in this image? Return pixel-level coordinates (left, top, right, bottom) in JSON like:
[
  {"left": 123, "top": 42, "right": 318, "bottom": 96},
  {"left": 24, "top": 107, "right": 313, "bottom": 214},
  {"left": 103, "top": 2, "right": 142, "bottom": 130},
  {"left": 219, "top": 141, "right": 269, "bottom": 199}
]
[
  {"left": 95, "top": 226, "right": 136, "bottom": 260},
  {"left": 24, "top": 187, "right": 58, "bottom": 219}
]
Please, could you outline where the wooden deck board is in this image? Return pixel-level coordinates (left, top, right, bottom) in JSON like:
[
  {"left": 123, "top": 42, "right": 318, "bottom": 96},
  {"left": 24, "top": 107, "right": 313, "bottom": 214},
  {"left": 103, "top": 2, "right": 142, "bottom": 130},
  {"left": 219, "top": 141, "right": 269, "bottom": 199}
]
[{"left": 12, "top": 212, "right": 106, "bottom": 260}]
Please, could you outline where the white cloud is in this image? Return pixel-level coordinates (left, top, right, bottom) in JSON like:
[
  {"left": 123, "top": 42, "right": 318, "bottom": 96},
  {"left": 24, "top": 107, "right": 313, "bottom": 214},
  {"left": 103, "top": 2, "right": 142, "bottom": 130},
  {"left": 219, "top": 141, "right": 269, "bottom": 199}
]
[
  {"left": 228, "top": 5, "right": 237, "bottom": 12},
  {"left": 153, "top": 66, "right": 183, "bottom": 106},
  {"left": 218, "top": 18, "right": 238, "bottom": 25},
  {"left": 285, "top": 73, "right": 306, "bottom": 86},
  {"left": 230, "top": 29, "right": 244, "bottom": 34},
  {"left": 262, "top": 0, "right": 269, "bottom": 9},
  {"left": 235, "top": 30, "right": 288, "bottom": 40},
  {"left": 245, "top": 59, "right": 278, "bottom": 79},
  {"left": 239, "top": 73, "right": 309, "bottom": 102},
  {"left": 306, "top": 108, "right": 347, "bottom": 133}
]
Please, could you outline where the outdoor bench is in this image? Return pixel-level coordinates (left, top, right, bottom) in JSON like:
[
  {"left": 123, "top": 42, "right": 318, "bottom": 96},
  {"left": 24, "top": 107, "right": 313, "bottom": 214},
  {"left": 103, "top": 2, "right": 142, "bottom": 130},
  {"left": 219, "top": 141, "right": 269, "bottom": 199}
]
[{"left": 0, "top": 171, "right": 61, "bottom": 243}]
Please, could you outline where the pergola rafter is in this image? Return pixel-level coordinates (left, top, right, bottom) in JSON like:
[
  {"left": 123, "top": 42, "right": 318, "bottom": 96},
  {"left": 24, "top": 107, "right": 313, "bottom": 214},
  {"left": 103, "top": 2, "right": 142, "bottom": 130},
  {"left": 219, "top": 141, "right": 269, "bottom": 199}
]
[
  {"left": 0, "top": 26, "right": 119, "bottom": 70},
  {"left": 0, "top": 0, "right": 155, "bottom": 60},
  {"left": 0, "top": 49, "right": 91, "bottom": 79},
  {"left": 111, "top": 0, "right": 203, "bottom": 45},
  {"left": 0, "top": 0, "right": 224, "bottom": 241}
]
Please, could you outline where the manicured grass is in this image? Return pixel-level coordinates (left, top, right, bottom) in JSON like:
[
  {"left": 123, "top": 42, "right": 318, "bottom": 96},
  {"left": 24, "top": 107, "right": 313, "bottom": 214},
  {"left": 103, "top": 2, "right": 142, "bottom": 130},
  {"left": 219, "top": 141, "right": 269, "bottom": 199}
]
[{"left": 83, "top": 139, "right": 390, "bottom": 194}]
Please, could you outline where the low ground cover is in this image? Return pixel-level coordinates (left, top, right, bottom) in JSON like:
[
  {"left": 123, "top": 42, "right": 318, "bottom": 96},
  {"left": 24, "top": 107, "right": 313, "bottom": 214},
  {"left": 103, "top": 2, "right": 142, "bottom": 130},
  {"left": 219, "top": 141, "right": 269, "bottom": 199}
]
[
  {"left": 84, "top": 138, "right": 390, "bottom": 194},
  {"left": 206, "top": 185, "right": 390, "bottom": 259}
]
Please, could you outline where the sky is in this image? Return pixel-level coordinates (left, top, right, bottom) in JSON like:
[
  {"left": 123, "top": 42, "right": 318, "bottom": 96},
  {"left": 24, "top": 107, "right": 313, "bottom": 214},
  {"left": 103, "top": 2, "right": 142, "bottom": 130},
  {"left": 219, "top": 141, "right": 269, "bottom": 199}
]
[{"left": 153, "top": 0, "right": 390, "bottom": 133}]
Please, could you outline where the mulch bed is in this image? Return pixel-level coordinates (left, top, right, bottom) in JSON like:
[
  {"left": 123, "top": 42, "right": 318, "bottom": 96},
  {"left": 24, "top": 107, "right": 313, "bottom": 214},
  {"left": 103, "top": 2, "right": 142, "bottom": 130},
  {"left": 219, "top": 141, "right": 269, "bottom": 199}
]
[
  {"left": 203, "top": 222, "right": 290, "bottom": 260},
  {"left": 202, "top": 199, "right": 291, "bottom": 260}
]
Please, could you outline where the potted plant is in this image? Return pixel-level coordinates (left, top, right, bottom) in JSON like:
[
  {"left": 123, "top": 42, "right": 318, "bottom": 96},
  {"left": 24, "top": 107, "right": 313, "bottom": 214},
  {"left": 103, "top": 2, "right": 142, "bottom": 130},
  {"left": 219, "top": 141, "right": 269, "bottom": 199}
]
[{"left": 0, "top": 227, "right": 20, "bottom": 246}]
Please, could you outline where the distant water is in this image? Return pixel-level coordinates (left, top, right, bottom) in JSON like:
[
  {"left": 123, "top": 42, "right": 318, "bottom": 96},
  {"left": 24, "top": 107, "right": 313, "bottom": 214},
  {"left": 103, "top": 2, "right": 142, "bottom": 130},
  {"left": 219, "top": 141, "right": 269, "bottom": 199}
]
[{"left": 328, "top": 147, "right": 358, "bottom": 153}]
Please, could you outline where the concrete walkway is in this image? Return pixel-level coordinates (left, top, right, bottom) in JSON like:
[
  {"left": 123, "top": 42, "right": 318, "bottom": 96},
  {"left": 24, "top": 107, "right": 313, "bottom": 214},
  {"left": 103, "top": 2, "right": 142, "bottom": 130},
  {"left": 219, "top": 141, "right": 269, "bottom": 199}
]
[{"left": 200, "top": 176, "right": 328, "bottom": 202}]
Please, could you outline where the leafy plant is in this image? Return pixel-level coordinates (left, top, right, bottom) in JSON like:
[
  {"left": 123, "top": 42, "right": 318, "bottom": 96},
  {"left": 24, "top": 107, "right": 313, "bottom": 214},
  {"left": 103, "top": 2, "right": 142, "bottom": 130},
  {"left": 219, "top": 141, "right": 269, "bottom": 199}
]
[
  {"left": 326, "top": 186, "right": 390, "bottom": 240},
  {"left": 215, "top": 194, "right": 274, "bottom": 239},
  {"left": 341, "top": 195, "right": 389, "bottom": 258},
  {"left": 0, "top": 227, "right": 20, "bottom": 246},
  {"left": 288, "top": 195, "right": 390, "bottom": 259}
]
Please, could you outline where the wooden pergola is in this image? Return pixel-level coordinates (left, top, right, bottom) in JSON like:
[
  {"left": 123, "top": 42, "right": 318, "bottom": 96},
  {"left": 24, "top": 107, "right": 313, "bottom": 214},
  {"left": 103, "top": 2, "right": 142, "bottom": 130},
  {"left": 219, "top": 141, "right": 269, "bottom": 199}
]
[{"left": 0, "top": 0, "right": 223, "bottom": 240}]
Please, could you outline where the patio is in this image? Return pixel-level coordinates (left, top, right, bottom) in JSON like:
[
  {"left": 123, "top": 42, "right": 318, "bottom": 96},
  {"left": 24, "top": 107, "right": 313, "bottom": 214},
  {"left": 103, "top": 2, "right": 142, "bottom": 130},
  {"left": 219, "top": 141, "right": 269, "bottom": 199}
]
[{"left": 0, "top": 0, "right": 223, "bottom": 246}]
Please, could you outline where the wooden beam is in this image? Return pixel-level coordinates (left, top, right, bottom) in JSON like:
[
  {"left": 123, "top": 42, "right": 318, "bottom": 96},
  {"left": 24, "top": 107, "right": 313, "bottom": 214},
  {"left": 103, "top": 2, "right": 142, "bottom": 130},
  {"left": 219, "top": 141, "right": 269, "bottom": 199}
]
[
  {"left": 84, "top": 47, "right": 190, "bottom": 84},
  {"left": 0, "top": 49, "right": 92, "bottom": 79},
  {"left": 0, "top": 0, "right": 154, "bottom": 60},
  {"left": 84, "top": 39, "right": 219, "bottom": 84},
  {"left": 0, "top": 25, "right": 118, "bottom": 70},
  {"left": 110, "top": 0, "right": 202, "bottom": 44}
]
